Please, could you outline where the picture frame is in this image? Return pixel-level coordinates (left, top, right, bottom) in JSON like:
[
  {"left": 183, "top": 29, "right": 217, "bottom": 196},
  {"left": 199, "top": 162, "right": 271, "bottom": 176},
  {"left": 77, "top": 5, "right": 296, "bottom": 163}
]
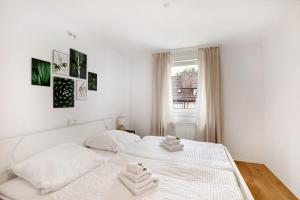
[
  {"left": 76, "top": 80, "right": 87, "bottom": 100},
  {"left": 53, "top": 77, "right": 74, "bottom": 108},
  {"left": 88, "top": 72, "right": 97, "bottom": 91},
  {"left": 31, "top": 58, "right": 51, "bottom": 87},
  {"left": 52, "top": 50, "right": 69, "bottom": 76},
  {"left": 69, "top": 48, "right": 87, "bottom": 79}
]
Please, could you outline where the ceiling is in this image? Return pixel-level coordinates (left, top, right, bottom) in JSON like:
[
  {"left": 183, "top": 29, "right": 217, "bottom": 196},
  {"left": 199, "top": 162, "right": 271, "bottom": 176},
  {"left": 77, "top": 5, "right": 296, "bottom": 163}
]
[{"left": 2, "top": 0, "right": 299, "bottom": 56}]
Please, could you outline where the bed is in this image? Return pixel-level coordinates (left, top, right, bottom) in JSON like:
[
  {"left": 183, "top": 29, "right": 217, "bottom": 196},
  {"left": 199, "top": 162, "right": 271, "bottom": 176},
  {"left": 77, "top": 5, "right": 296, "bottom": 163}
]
[
  {"left": 122, "top": 136, "right": 233, "bottom": 171},
  {"left": 0, "top": 118, "right": 254, "bottom": 200}
]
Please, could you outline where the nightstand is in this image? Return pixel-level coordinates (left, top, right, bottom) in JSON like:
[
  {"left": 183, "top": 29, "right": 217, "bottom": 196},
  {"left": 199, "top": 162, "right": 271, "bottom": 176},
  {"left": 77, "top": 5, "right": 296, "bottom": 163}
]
[{"left": 125, "top": 130, "right": 136, "bottom": 134}]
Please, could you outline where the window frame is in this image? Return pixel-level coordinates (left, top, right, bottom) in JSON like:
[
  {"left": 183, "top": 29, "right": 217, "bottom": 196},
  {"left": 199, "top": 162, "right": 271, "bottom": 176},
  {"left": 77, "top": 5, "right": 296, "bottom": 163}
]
[{"left": 171, "top": 58, "right": 199, "bottom": 114}]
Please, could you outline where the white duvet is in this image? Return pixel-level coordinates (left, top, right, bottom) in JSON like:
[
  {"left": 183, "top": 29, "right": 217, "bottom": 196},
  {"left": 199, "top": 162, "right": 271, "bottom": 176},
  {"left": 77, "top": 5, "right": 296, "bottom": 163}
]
[
  {"left": 42, "top": 154, "right": 244, "bottom": 200},
  {"left": 121, "top": 136, "right": 233, "bottom": 172}
]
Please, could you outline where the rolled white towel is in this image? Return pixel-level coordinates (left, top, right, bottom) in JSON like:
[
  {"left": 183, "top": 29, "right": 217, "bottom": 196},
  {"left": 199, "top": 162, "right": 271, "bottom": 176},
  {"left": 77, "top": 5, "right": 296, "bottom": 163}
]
[
  {"left": 163, "top": 138, "right": 181, "bottom": 145},
  {"left": 126, "top": 162, "right": 146, "bottom": 175},
  {"left": 122, "top": 169, "right": 152, "bottom": 183},
  {"left": 160, "top": 142, "right": 184, "bottom": 152},
  {"left": 119, "top": 174, "right": 159, "bottom": 196},
  {"left": 165, "top": 135, "right": 176, "bottom": 141}
]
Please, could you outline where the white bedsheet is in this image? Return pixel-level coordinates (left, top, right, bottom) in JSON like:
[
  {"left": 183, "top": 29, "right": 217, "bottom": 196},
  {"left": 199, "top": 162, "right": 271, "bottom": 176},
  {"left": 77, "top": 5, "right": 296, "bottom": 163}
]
[
  {"left": 0, "top": 155, "right": 243, "bottom": 200},
  {"left": 42, "top": 154, "right": 243, "bottom": 200},
  {"left": 91, "top": 148, "right": 117, "bottom": 158},
  {"left": 121, "top": 136, "right": 233, "bottom": 172},
  {"left": 0, "top": 177, "right": 50, "bottom": 200}
]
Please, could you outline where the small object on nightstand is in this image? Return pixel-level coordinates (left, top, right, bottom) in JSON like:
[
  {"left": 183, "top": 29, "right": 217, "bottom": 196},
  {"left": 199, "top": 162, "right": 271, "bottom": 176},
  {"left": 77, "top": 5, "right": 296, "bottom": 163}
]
[
  {"left": 117, "top": 116, "right": 128, "bottom": 130},
  {"left": 125, "top": 130, "right": 136, "bottom": 134}
]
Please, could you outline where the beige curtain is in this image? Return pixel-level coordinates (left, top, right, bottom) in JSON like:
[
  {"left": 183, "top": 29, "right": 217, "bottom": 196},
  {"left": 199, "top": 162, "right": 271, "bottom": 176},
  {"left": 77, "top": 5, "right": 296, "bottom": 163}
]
[
  {"left": 151, "top": 52, "right": 173, "bottom": 136},
  {"left": 197, "top": 47, "right": 222, "bottom": 143}
]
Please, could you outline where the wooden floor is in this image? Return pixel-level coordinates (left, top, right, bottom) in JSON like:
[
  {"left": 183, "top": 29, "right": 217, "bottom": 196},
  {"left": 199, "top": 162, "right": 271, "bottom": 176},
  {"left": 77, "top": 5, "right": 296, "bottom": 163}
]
[{"left": 235, "top": 161, "right": 298, "bottom": 200}]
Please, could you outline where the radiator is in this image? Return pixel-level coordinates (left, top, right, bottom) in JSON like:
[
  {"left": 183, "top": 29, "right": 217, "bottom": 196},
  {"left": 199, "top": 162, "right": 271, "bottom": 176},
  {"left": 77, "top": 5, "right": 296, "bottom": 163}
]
[{"left": 175, "top": 122, "right": 196, "bottom": 140}]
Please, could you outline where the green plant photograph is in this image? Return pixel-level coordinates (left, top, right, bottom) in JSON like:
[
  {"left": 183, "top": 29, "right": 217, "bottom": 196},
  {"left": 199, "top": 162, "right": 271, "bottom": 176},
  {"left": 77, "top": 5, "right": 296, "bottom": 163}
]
[
  {"left": 53, "top": 77, "right": 74, "bottom": 108},
  {"left": 88, "top": 72, "right": 97, "bottom": 91},
  {"left": 52, "top": 50, "right": 68, "bottom": 76},
  {"left": 69, "top": 48, "right": 87, "bottom": 79},
  {"left": 76, "top": 80, "right": 87, "bottom": 100},
  {"left": 31, "top": 58, "right": 51, "bottom": 86}
]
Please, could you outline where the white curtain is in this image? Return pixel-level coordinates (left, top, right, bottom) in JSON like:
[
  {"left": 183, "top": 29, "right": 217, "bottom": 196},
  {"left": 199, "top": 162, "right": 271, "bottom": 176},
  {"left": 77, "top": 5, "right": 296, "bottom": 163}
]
[
  {"left": 151, "top": 52, "right": 173, "bottom": 136},
  {"left": 196, "top": 47, "right": 222, "bottom": 143}
]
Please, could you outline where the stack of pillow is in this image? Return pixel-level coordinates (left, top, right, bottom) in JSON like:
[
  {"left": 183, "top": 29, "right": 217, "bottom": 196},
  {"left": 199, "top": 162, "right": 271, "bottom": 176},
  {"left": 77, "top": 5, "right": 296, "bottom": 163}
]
[
  {"left": 160, "top": 135, "right": 184, "bottom": 152},
  {"left": 119, "top": 162, "right": 159, "bottom": 196}
]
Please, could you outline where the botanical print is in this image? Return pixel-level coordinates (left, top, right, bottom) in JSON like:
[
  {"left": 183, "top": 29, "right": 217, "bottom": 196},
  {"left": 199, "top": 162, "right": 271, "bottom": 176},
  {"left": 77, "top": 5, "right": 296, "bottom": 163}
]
[
  {"left": 88, "top": 72, "right": 97, "bottom": 91},
  {"left": 69, "top": 49, "right": 87, "bottom": 79},
  {"left": 52, "top": 50, "right": 68, "bottom": 76},
  {"left": 31, "top": 58, "right": 51, "bottom": 86},
  {"left": 76, "top": 80, "right": 87, "bottom": 100},
  {"left": 53, "top": 77, "right": 74, "bottom": 108}
]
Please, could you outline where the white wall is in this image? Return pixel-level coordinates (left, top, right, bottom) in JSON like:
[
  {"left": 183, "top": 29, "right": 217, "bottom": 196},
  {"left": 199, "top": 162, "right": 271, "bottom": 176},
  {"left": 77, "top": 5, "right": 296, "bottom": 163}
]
[
  {"left": 128, "top": 55, "right": 152, "bottom": 137},
  {"left": 262, "top": 5, "right": 300, "bottom": 197},
  {"left": 221, "top": 44, "right": 265, "bottom": 163},
  {"left": 0, "top": 2, "right": 130, "bottom": 139},
  {"left": 129, "top": 45, "right": 265, "bottom": 163},
  {"left": 127, "top": 7, "right": 300, "bottom": 197}
]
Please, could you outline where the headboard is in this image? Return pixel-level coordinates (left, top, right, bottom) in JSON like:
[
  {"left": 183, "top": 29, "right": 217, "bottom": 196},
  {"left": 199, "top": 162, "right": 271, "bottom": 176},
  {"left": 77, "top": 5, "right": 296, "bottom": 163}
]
[{"left": 0, "top": 117, "right": 115, "bottom": 184}]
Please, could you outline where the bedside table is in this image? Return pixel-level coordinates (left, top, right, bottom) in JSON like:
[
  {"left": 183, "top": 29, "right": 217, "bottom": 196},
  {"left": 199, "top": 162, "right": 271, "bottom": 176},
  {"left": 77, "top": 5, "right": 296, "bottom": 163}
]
[{"left": 125, "top": 130, "right": 136, "bottom": 134}]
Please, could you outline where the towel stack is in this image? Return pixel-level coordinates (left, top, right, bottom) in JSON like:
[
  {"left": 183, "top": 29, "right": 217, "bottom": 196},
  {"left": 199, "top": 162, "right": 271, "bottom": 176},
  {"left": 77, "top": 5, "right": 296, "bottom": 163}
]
[
  {"left": 119, "top": 162, "right": 159, "bottom": 196},
  {"left": 160, "top": 135, "right": 184, "bottom": 152}
]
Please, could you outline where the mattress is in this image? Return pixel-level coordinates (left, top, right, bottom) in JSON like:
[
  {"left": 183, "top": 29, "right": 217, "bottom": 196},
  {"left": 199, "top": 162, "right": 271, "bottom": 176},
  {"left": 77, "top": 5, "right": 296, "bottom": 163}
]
[
  {"left": 0, "top": 177, "right": 49, "bottom": 200},
  {"left": 0, "top": 154, "right": 244, "bottom": 200},
  {"left": 122, "top": 136, "right": 233, "bottom": 172}
]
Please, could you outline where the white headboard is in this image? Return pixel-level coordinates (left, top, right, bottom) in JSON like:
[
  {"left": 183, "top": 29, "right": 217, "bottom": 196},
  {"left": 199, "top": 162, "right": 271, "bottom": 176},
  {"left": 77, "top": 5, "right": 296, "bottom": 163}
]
[{"left": 0, "top": 117, "right": 115, "bottom": 184}]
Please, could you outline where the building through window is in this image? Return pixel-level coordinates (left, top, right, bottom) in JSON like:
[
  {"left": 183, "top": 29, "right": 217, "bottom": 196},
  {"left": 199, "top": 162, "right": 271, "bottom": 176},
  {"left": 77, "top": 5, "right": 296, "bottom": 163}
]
[{"left": 171, "top": 61, "right": 198, "bottom": 109}]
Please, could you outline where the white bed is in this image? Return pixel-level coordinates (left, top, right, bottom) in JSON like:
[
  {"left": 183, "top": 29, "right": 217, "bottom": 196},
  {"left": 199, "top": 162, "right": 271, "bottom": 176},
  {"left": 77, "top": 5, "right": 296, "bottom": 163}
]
[
  {"left": 121, "top": 136, "right": 253, "bottom": 200},
  {"left": 0, "top": 153, "right": 244, "bottom": 200},
  {"left": 122, "top": 136, "right": 233, "bottom": 172},
  {"left": 0, "top": 118, "right": 254, "bottom": 200}
]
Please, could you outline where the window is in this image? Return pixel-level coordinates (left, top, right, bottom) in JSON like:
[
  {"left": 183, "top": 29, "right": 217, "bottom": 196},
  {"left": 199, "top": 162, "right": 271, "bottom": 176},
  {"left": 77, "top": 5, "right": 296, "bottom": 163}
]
[{"left": 171, "top": 60, "right": 198, "bottom": 110}]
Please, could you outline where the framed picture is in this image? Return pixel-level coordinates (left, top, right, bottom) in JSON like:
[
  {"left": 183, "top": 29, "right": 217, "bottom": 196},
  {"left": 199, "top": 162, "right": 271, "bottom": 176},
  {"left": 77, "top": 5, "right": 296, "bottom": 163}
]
[
  {"left": 76, "top": 80, "right": 87, "bottom": 100},
  {"left": 52, "top": 50, "right": 68, "bottom": 76},
  {"left": 53, "top": 77, "right": 74, "bottom": 108},
  {"left": 88, "top": 72, "right": 97, "bottom": 91},
  {"left": 31, "top": 58, "right": 51, "bottom": 86},
  {"left": 69, "top": 48, "right": 87, "bottom": 79}
]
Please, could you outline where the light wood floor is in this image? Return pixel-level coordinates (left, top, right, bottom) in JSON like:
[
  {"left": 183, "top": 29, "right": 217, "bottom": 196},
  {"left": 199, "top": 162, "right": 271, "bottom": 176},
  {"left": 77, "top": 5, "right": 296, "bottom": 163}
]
[{"left": 235, "top": 161, "right": 298, "bottom": 200}]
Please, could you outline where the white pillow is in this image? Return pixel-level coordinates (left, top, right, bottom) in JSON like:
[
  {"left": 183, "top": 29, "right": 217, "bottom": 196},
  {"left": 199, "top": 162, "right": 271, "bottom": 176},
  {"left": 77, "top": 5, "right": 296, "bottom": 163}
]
[
  {"left": 84, "top": 131, "right": 120, "bottom": 152},
  {"left": 109, "top": 130, "right": 141, "bottom": 147},
  {"left": 11, "top": 143, "right": 104, "bottom": 194},
  {"left": 84, "top": 130, "right": 141, "bottom": 152}
]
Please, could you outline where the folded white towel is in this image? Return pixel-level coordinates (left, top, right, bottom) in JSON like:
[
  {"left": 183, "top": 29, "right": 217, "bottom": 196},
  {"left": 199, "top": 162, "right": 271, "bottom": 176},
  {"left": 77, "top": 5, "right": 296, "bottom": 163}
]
[
  {"left": 165, "top": 135, "right": 176, "bottom": 141},
  {"left": 126, "top": 162, "right": 145, "bottom": 175},
  {"left": 119, "top": 174, "right": 159, "bottom": 196},
  {"left": 122, "top": 169, "right": 152, "bottom": 183},
  {"left": 163, "top": 138, "right": 181, "bottom": 145},
  {"left": 160, "top": 142, "right": 184, "bottom": 152}
]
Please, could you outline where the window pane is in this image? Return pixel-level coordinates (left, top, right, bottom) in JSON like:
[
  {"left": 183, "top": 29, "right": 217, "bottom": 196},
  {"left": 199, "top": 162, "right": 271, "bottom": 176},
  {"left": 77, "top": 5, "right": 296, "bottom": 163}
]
[{"left": 171, "top": 64, "right": 198, "bottom": 109}]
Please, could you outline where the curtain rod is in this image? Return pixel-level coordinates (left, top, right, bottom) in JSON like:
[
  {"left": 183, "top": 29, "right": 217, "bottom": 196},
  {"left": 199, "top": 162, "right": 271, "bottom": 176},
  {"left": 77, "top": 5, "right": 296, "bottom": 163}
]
[{"left": 152, "top": 43, "right": 220, "bottom": 54}]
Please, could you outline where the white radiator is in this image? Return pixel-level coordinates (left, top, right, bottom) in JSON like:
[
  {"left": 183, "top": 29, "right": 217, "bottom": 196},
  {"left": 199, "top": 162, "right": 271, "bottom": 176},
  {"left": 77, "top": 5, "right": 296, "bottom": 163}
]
[{"left": 175, "top": 122, "right": 196, "bottom": 140}]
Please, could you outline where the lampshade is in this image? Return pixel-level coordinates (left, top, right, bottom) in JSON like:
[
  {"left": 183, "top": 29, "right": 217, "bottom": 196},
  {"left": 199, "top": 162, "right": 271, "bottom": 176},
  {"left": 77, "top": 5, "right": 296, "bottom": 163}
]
[{"left": 117, "top": 116, "right": 128, "bottom": 130}]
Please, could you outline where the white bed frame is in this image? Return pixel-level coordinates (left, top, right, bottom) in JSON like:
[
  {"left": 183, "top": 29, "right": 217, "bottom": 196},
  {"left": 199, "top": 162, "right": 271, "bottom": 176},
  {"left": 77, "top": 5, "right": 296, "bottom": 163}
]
[
  {"left": 0, "top": 118, "right": 254, "bottom": 200},
  {"left": 225, "top": 147, "right": 254, "bottom": 200},
  {"left": 0, "top": 117, "right": 115, "bottom": 185}
]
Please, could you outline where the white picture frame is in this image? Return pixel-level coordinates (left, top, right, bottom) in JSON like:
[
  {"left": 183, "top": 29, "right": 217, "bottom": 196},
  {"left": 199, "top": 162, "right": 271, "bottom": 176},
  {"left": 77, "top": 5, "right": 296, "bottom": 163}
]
[
  {"left": 52, "top": 50, "right": 69, "bottom": 76},
  {"left": 76, "top": 80, "right": 87, "bottom": 100}
]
